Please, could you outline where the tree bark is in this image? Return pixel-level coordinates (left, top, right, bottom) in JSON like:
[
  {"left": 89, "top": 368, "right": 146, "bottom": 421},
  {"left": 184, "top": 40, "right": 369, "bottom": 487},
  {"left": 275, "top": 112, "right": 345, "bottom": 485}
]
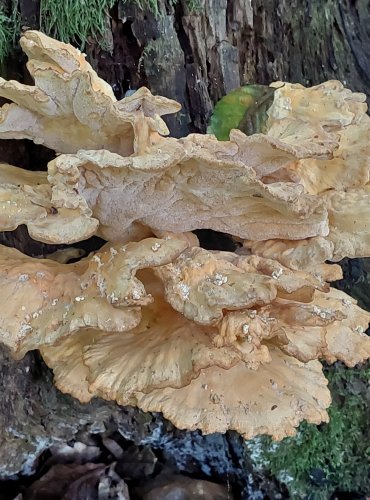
[
  {"left": 86, "top": 0, "right": 370, "bottom": 136},
  {"left": 10, "top": 0, "right": 370, "bottom": 137}
]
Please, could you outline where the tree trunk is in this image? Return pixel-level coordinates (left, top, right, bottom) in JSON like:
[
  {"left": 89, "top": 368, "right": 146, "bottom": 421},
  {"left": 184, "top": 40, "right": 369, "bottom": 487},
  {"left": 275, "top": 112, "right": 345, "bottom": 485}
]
[
  {"left": 9, "top": 0, "right": 370, "bottom": 137},
  {"left": 0, "top": 0, "right": 369, "bottom": 496},
  {"left": 85, "top": 0, "right": 370, "bottom": 138}
]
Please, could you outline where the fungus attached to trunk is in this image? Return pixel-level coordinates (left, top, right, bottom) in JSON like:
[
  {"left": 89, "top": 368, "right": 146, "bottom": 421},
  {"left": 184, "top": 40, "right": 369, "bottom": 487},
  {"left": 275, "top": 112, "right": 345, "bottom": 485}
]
[
  {"left": 0, "top": 32, "right": 369, "bottom": 442},
  {"left": 0, "top": 238, "right": 186, "bottom": 358},
  {"left": 0, "top": 137, "right": 329, "bottom": 244},
  {"left": 0, "top": 31, "right": 180, "bottom": 156},
  {"left": 34, "top": 245, "right": 370, "bottom": 440},
  {"left": 134, "top": 347, "right": 331, "bottom": 441}
]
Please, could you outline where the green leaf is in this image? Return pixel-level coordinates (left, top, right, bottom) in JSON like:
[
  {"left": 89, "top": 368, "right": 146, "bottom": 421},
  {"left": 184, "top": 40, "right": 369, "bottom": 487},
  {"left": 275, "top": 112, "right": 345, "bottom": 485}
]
[{"left": 207, "top": 84, "right": 277, "bottom": 141}]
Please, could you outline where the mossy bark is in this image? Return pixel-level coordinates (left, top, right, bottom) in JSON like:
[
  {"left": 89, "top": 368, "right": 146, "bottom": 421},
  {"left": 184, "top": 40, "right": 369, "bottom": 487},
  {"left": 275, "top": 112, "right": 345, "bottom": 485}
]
[
  {"left": 10, "top": 0, "right": 370, "bottom": 136},
  {"left": 85, "top": 0, "right": 370, "bottom": 136}
]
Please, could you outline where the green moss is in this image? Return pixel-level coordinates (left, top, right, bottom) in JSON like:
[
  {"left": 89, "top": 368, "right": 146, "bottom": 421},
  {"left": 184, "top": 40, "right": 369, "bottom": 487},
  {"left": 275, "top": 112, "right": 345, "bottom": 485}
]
[
  {"left": 247, "top": 363, "right": 370, "bottom": 499},
  {"left": 39, "top": 0, "right": 200, "bottom": 50},
  {"left": 40, "top": 0, "right": 203, "bottom": 51},
  {"left": 0, "top": 2, "right": 20, "bottom": 74},
  {"left": 1, "top": 0, "right": 200, "bottom": 67},
  {"left": 39, "top": 0, "right": 116, "bottom": 50}
]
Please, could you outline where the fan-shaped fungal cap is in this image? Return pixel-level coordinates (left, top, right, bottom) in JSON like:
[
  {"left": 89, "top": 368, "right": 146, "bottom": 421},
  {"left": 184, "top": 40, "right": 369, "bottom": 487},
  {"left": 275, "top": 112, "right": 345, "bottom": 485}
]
[
  {"left": 268, "top": 80, "right": 366, "bottom": 137},
  {"left": 244, "top": 185, "right": 370, "bottom": 266},
  {"left": 315, "top": 289, "right": 370, "bottom": 366},
  {"left": 285, "top": 113, "right": 370, "bottom": 195},
  {"left": 0, "top": 162, "right": 99, "bottom": 243},
  {"left": 36, "top": 244, "right": 370, "bottom": 441},
  {"left": 42, "top": 331, "right": 330, "bottom": 439},
  {"left": 259, "top": 81, "right": 367, "bottom": 186},
  {"left": 242, "top": 239, "right": 343, "bottom": 286},
  {"left": 83, "top": 311, "right": 243, "bottom": 403},
  {"left": 46, "top": 135, "right": 328, "bottom": 243},
  {"left": 154, "top": 247, "right": 278, "bottom": 325},
  {"left": 0, "top": 126, "right": 331, "bottom": 243},
  {"left": 0, "top": 238, "right": 186, "bottom": 358},
  {"left": 40, "top": 330, "right": 94, "bottom": 403},
  {"left": 217, "top": 252, "right": 329, "bottom": 302},
  {"left": 0, "top": 163, "right": 50, "bottom": 230},
  {"left": 134, "top": 347, "right": 331, "bottom": 440},
  {"left": 321, "top": 186, "right": 370, "bottom": 260},
  {"left": 267, "top": 288, "right": 370, "bottom": 366},
  {"left": 247, "top": 189, "right": 370, "bottom": 265},
  {"left": 243, "top": 237, "right": 336, "bottom": 271},
  {"left": 0, "top": 31, "right": 180, "bottom": 155},
  {"left": 40, "top": 270, "right": 271, "bottom": 404}
]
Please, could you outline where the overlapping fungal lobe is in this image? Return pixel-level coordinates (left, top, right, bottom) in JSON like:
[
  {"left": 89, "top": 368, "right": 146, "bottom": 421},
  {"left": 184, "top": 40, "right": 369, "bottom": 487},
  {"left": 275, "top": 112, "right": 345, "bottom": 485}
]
[
  {"left": 283, "top": 113, "right": 370, "bottom": 195},
  {"left": 37, "top": 245, "right": 370, "bottom": 440},
  {"left": 134, "top": 347, "right": 331, "bottom": 441},
  {"left": 230, "top": 79, "right": 370, "bottom": 269},
  {"left": 0, "top": 31, "right": 180, "bottom": 155},
  {"left": 68, "top": 277, "right": 245, "bottom": 404},
  {"left": 0, "top": 161, "right": 100, "bottom": 243},
  {"left": 153, "top": 248, "right": 328, "bottom": 342},
  {"left": 0, "top": 163, "right": 49, "bottom": 230},
  {"left": 134, "top": 261, "right": 370, "bottom": 439},
  {"left": 0, "top": 128, "right": 330, "bottom": 244},
  {"left": 266, "top": 81, "right": 366, "bottom": 161},
  {"left": 153, "top": 248, "right": 369, "bottom": 368},
  {"left": 39, "top": 264, "right": 274, "bottom": 406},
  {"left": 243, "top": 237, "right": 336, "bottom": 271},
  {"left": 153, "top": 247, "right": 278, "bottom": 325},
  {"left": 314, "top": 289, "right": 370, "bottom": 366},
  {"left": 44, "top": 132, "right": 329, "bottom": 243},
  {"left": 246, "top": 186, "right": 370, "bottom": 265},
  {"left": 40, "top": 330, "right": 94, "bottom": 403},
  {"left": 210, "top": 252, "right": 370, "bottom": 366},
  {"left": 0, "top": 238, "right": 186, "bottom": 359},
  {"left": 217, "top": 252, "right": 330, "bottom": 301},
  {"left": 321, "top": 187, "right": 370, "bottom": 260},
  {"left": 247, "top": 81, "right": 370, "bottom": 263},
  {"left": 258, "top": 81, "right": 369, "bottom": 206},
  {"left": 263, "top": 287, "right": 370, "bottom": 367}
]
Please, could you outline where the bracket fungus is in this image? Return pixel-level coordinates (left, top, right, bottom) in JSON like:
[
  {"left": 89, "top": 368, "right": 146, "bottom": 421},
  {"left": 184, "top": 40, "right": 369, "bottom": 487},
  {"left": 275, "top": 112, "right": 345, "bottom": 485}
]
[
  {"left": 0, "top": 238, "right": 186, "bottom": 358},
  {"left": 3, "top": 241, "right": 370, "bottom": 440},
  {"left": 0, "top": 31, "right": 180, "bottom": 156},
  {"left": 0, "top": 32, "right": 369, "bottom": 441},
  {"left": 243, "top": 81, "right": 370, "bottom": 262},
  {"left": 0, "top": 131, "right": 331, "bottom": 243}
]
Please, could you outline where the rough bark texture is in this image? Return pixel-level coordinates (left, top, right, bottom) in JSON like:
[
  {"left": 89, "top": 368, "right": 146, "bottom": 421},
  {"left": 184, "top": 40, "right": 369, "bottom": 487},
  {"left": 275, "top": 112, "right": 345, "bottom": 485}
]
[
  {"left": 8, "top": 0, "right": 370, "bottom": 137},
  {"left": 0, "top": 0, "right": 369, "bottom": 494},
  {"left": 92, "top": 0, "right": 370, "bottom": 136},
  {"left": 0, "top": 345, "right": 268, "bottom": 497}
]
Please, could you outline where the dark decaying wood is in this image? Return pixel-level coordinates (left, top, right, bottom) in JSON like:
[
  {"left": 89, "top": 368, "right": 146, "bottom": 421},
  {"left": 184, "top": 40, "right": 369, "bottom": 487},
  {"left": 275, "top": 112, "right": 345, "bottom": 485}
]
[
  {"left": 0, "top": 0, "right": 369, "bottom": 493},
  {"left": 86, "top": 0, "right": 370, "bottom": 136},
  {"left": 10, "top": 0, "right": 370, "bottom": 138}
]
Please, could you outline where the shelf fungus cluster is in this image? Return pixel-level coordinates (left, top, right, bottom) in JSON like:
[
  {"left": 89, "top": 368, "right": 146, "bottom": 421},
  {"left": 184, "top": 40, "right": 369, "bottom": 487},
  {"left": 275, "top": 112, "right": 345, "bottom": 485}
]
[{"left": 0, "top": 31, "right": 370, "bottom": 440}]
